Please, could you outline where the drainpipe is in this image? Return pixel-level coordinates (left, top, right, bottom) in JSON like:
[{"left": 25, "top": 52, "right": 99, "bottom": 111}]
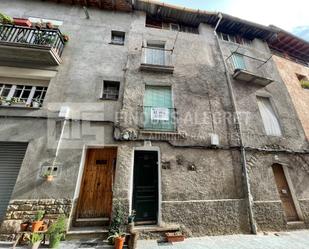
[{"left": 214, "top": 13, "right": 257, "bottom": 234}]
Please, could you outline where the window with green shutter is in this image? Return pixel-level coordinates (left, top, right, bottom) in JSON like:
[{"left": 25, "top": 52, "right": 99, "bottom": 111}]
[{"left": 144, "top": 86, "right": 176, "bottom": 131}]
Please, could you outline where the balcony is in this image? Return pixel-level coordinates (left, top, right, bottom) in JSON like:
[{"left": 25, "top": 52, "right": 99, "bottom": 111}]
[
  {"left": 0, "top": 24, "right": 65, "bottom": 66},
  {"left": 229, "top": 52, "right": 273, "bottom": 86},
  {"left": 140, "top": 47, "right": 174, "bottom": 73},
  {"left": 142, "top": 106, "right": 177, "bottom": 132}
]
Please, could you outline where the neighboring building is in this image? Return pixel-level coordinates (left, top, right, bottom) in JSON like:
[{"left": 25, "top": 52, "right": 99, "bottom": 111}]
[
  {"left": 0, "top": 0, "right": 309, "bottom": 241},
  {"left": 268, "top": 30, "right": 309, "bottom": 140}
]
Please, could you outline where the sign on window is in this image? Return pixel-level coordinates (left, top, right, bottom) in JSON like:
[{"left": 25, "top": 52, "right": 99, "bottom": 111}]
[{"left": 151, "top": 107, "right": 169, "bottom": 121}]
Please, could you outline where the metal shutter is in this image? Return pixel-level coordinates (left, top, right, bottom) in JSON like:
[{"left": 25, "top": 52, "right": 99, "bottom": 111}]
[{"left": 0, "top": 142, "right": 28, "bottom": 221}]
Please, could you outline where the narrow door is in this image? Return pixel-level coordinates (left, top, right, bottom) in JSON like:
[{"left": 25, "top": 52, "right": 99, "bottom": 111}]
[
  {"left": 133, "top": 151, "right": 158, "bottom": 225},
  {"left": 76, "top": 148, "right": 117, "bottom": 222},
  {"left": 272, "top": 164, "right": 299, "bottom": 221}
]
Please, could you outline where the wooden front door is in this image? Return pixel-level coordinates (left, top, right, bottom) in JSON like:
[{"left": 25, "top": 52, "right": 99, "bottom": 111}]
[
  {"left": 133, "top": 151, "right": 158, "bottom": 225},
  {"left": 76, "top": 148, "right": 117, "bottom": 220},
  {"left": 272, "top": 164, "right": 299, "bottom": 221}
]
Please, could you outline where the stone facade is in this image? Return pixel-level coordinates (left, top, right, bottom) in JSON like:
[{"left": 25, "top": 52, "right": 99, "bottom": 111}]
[{"left": 0, "top": 199, "right": 72, "bottom": 241}]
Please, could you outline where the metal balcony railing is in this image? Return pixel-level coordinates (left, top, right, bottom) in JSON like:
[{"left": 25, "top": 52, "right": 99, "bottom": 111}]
[
  {"left": 228, "top": 52, "right": 274, "bottom": 86},
  {"left": 0, "top": 24, "right": 65, "bottom": 57},
  {"left": 141, "top": 47, "right": 174, "bottom": 73},
  {"left": 142, "top": 106, "right": 177, "bottom": 132}
]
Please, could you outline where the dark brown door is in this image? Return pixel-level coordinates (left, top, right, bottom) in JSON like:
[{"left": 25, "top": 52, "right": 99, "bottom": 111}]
[
  {"left": 272, "top": 164, "right": 299, "bottom": 221},
  {"left": 76, "top": 148, "right": 117, "bottom": 220}
]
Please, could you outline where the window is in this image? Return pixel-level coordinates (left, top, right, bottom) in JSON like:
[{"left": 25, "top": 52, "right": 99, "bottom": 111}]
[
  {"left": 257, "top": 97, "right": 282, "bottom": 136},
  {"left": 111, "top": 31, "right": 125, "bottom": 45},
  {"left": 0, "top": 83, "right": 47, "bottom": 108},
  {"left": 145, "top": 42, "right": 165, "bottom": 66},
  {"left": 101, "top": 81, "right": 120, "bottom": 100},
  {"left": 232, "top": 53, "right": 246, "bottom": 70},
  {"left": 219, "top": 32, "right": 252, "bottom": 47},
  {"left": 145, "top": 16, "right": 199, "bottom": 34},
  {"left": 143, "top": 86, "right": 175, "bottom": 131}
]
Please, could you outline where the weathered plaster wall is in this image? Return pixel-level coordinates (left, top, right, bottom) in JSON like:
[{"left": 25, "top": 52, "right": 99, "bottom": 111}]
[
  {"left": 219, "top": 38, "right": 308, "bottom": 151},
  {"left": 273, "top": 55, "right": 309, "bottom": 141},
  {"left": 247, "top": 151, "right": 309, "bottom": 230}
]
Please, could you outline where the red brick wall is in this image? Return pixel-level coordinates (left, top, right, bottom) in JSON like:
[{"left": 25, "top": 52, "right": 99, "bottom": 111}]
[{"left": 273, "top": 55, "right": 309, "bottom": 140}]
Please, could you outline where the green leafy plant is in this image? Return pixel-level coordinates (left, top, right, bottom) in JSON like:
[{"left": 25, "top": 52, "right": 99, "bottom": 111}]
[
  {"left": 128, "top": 210, "right": 136, "bottom": 224},
  {"left": 47, "top": 215, "right": 67, "bottom": 248},
  {"left": 30, "top": 233, "right": 43, "bottom": 244},
  {"left": 300, "top": 79, "right": 309, "bottom": 89},
  {"left": 34, "top": 210, "right": 45, "bottom": 221},
  {"left": 0, "top": 12, "right": 13, "bottom": 24},
  {"left": 43, "top": 169, "right": 53, "bottom": 177},
  {"left": 108, "top": 201, "right": 124, "bottom": 236}
]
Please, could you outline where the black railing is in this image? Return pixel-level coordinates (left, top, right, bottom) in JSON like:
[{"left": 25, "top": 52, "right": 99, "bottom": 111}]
[{"left": 0, "top": 24, "right": 65, "bottom": 57}]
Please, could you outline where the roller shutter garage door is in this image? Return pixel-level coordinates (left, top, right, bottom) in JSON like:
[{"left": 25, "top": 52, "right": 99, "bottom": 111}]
[{"left": 0, "top": 142, "right": 28, "bottom": 221}]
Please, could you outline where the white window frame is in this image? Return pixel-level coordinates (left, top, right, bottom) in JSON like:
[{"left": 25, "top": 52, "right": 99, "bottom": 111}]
[
  {"left": 0, "top": 83, "right": 47, "bottom": 107},
  {"left": 145, "top": 41, "right": 166, "bottom": 66}
]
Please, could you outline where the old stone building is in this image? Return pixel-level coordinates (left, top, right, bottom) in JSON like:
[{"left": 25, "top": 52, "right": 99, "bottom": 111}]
[{"left": 0, "top": 0, "right": 309, "bottom": 241}]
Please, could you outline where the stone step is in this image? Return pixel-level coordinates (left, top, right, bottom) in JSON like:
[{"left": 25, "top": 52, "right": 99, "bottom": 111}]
[
  {"left": 132, "top": 225, "right": 181, "bottom": 240},
  {"left": 287, "top": 221, "right": 307, "bottom": 231},
  {"left": 66, "top": 226, "right": 109, "bottom": 240}
]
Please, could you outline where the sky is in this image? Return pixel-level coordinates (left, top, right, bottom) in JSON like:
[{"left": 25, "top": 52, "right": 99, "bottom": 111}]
[{"left": 160, "top": 0, "right": 309, "bottom": 41}]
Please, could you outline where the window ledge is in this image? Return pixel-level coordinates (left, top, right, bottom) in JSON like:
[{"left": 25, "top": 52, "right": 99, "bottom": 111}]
[
  {"left": 140, "top": 63, "right": 174, "bottom": 74},
  {"left": 0, "top": 105, "right": 40, "bottom": 110},
  {"left": 109, "top": 42, "right": 124, "bottom": 46}
]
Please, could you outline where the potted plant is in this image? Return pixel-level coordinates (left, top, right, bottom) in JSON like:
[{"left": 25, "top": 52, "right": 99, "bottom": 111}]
[
  {"left": 29, "top": 233, "right": 43, "bottom": 249},
  {"left": 32, "top": 98, "right": 41, "bottom": 108},
  {"left": 32, "top": 211, "right": 45, "bottom": 232},
  {"left": 61, "top": 34, "right": 69, "bottom": 43},
  {"left": 300, "top": 79, "right": 309, "bottom": 89},
  {"left": 12, "top": 98, "right": 26, "bottom": 107},
  {"left": 44, "top": 169, "right": 54, "bottom": 182},
  {"left": 0, "top": 12, "right": 13, "bottom": 24},
  {"left": 165, "top": 231, "right": 185, "bottom": 243},
  {"left": 46, "top": 22, "right": 54, "bottom": 29},
  {"left": 20, "top": 219, "right": 31, "bottom": 232},
  {"left": 108, "top": 232, "right": 126, "bottom": 249},
  {"left": 47, "top": 215, "right": 67, "bottom": 248}
]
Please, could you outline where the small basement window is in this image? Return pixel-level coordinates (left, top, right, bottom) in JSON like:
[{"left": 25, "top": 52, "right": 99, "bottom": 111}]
[
  {"left": 101, "top": 81, "right": 120, "bottom": 100},
  {"left": 111, "top": 31, "right": 125, "bottom": 45}
]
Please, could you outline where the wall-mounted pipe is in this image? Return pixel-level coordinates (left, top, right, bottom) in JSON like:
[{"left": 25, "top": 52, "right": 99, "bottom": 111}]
[{"left": 214, "top": 12, "right": 258, "bottom": 234}]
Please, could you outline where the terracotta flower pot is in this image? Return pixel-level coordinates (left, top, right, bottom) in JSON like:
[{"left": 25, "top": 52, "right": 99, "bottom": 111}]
[
  {"left": 13, "top": 18, "right": 32, "bottom": 27},
  {"left": 32, "top": 221, "right": 44, "bottom": 232},
  {"left": 46, "top": 175, "right": 54, "bottom": 182},
  {"left": 114, "top": 236, "right": 125, "bottom": 249},
  {"left": 20, "top": 223, "right": 29, "bottom": 231},
  {"left": 165, "top": 233, "right": 185, "bottom": 243}
]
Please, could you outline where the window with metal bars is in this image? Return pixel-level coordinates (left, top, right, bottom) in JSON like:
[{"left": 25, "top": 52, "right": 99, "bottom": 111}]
[
  {"left": 101, "top": 81, "right": 120, "bottom": 100},
  {"left": 0, "top": 83, "right": 47, "bottom": 108}
]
